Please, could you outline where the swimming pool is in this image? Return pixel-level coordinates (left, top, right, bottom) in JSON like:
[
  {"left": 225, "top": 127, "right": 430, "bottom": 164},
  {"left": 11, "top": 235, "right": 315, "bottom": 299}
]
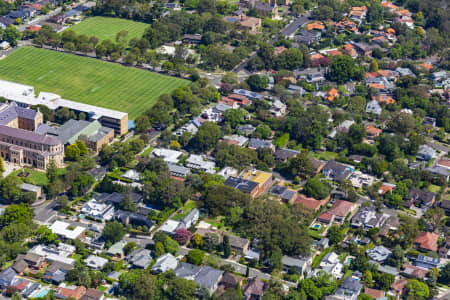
[
  {"left": 34, "top": 288, "right": 49, "bottom": 298},
  {"left": 312, "top": 223, "right": 322, "bottom": 230}
]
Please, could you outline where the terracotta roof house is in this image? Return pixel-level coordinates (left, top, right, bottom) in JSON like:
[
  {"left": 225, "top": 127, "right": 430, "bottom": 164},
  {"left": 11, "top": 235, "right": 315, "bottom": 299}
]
[
  {"left": 243, "top": 277, "right": 267, "bottom": 300},
  {"left": 377, "top": 69, "right": 398, "bottom": 79},
  {"left": 341, "top": 44, "right": 357, "bottom": 57},
  {"left": 419, "top": 63, "right": 433, "bottom": 72},
  {"left": 364, "top": 287, "right": 385, "bottom": 299},
  {"left": 28, "top": 25, "right": 41, "bottom": 32},
  {"left": 372, "top": 94, "right": 395, "bottom": 104},
  {"left": 437, "top": 158, "right": 450, "bottom": 169},
  {"left": 307, "top": 21, "right": 325, "bottom": 31},
  {"left": 391, "top": 277, "right": 408, "bottom": 297},
  {"left": 327, "top": 200, "right": 355, "bottom": 223},
  {"left": 293, "top": 194, "right": 329, "bottom": 212},
  {"left": 239, "top": 16, "right": 262, "bottom": 32},
  {"left": 414, "top": 232, "right": 439, "bottom": 252},
  {"left": 311, "top": 53, "right": 325, "bottom": 61},
  {"left": 325, "top": 88, "right": 339, "bottom": 102},
  {"left": 317, "top": 212, "right": 334, "bottom": 224},
  {"left": 80, "top": 289, "right": 104, "bottom": 300},
  {"left": 378, "top": 182, "right": 395, "bottom": 195},
  {"left": 55, "top": 285, "right": 87, "bottom": 300},
  {"left": 401, "top": 263, "right": 428, "bottom": 279},
  {"left": 366, "top": 124, "right": 382, "bottom": 138}
]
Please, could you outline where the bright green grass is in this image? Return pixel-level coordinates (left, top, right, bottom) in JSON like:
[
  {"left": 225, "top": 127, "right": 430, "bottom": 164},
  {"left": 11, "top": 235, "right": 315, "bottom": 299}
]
[
  {"left": 173, "top": 200, "right": 200, "bottom": 221},
  {"left": 428, "top": 184, "right": 441, "bottom": 193},
  {"left": 9, "top": 168, "right": 49, "bottom": 186},
  {"left": 0, "top": 47, "right": 189, "bottom": 119},
  {"left": 66, "top": 17, "right": 149, "bottom": 43}
]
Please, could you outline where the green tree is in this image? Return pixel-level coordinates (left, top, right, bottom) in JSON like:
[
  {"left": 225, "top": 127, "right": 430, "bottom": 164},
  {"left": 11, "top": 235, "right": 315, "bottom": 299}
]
[
  {"left": 303, "top": 178, "right": 330, "bottom": 199},
  {"left": 362, "top": 270, "right": 373, "bottom": 287},
  {"left": 0, "top": 157, "right": 4, "bottom": 173},
  {"left": 438, "top": 263, "right": 450, "bottom": 285},
  {"left": 405, "top": 279, "right": 429, "bottom": 299},
  {"left": 154, "top": 241, "right": 165, "bottom": 257},
  {"left": 187, "top": 249, "right": 205, "bottom": 265},
  {"left": 192, "top": 121, "right": 221, "bottom": 151},
  {"left": 166, "top": 277, "right": 197, "bottom": 300},
  {"left": 0, "top": 204, "right": 34, "bottom": 227},
  {"left": 285, "top": 151, "right": 315, "bottom": 179},
  {"left": 223, "top": 235, "right": 231, "bottom": 258},
  {"left": 327, "top": 225, "right": 344, "bottom": 245},
  {"left": 369, "top": 59, "right": 379, "bottom": 72},
  {"left": 327, "top": 55, "right": 365, "bottom": 84},
  {"left": 254, "top": 124, "right": 272, "bottom": 139},
  {"left": 246, "top": 75, "right": 269, "bottom": 92},
  {"left": 4, "top": 25, "right": 21, "bottom": 46},
  {"left": 76, "top": 140, "right": 88, "bottom": 156},
  {"left": 102, "top": 221, "right": 125, "bottom": 244},
  {"left": 65, "top": 144, "right": 80, "bottom": 161}
]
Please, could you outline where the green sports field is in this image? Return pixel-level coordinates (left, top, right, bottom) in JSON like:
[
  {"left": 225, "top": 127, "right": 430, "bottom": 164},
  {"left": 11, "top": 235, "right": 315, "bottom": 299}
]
[
  {"left": 0, "top": 47, "right": 188, "bottom": 119},
  {"left": 66, "top": 17, "right": 149, "bottom": 42}
]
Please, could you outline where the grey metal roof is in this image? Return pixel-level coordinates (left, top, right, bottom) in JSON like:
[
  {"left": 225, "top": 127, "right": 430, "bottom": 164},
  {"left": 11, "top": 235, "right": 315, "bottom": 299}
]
[
  {"left": 35, "top": 123, "right": 53, "bottom": 135},
  {"left": 282, "top": 256, "right": 306, "bottom": 268},
  {"left": 168, "top": 163, "right": 190, "bottom": 176},
  {"left": 86, "top": 126, "right": 113, "bottom": 143},
  {"left": 47, "top": 119, "right": 91, "bottom": 144},
  {"left": 194, "top": 266, "right": 224, "bottom": 290},
  {"left": 248, "top": 138, "right": 272, "bottom": 150},
  {"left": 175, "top": 262, "right": 201, "bottom": 279},
  {"left": 340, "top": 276, "right": 363, "bottom": 292},
  {"left": 128, "top": 248, "right": 152, "bottom": 269}
]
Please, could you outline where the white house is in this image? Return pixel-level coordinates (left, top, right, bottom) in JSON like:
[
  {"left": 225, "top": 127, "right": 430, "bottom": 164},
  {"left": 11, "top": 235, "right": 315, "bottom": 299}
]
[
  {"left": 151, "top": 148, "right": 183, "bottom": 164},
  {"left": 81, "top": 199, "right": 115, "bottom": 222},
  {"left": 187, "top": 155, "right": 215, "bottom": 173},
  {"left": 85, "top": 255, "right": 108, "bottom": 270},
  {"left": 49, "top": 221, "right": 85, "bottom": 240},
  {"left": 319, "top": 252, "right": 344, "bottom": 279},
  {"left": 366, "top": 100, "right": 382, "bottom": 115}
]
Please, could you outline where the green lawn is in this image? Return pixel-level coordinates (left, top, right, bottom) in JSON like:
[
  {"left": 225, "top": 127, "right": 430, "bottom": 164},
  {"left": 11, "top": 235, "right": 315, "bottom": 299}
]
[
  {"left": 428, "top": 184, "right": 441, "bottom": 193},
  {"left": 0, "top": 47, "right": 189, "bottom": 119},
  {"left": 67, "top": 17, "right": 149, "bottom": 43},
  {"left": 173, "top": 200, "right": 200, "bottom": 221},
  {"left": 9, "top": 168, "right": 49, "bottom": 186},
  {"left": 310, "top": 151, "right": 338, "bottom": 161}
]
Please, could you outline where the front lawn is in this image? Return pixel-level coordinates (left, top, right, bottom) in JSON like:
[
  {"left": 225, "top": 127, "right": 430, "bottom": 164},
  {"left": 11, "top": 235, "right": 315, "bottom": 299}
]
[{"left": 9, "top": 168, "right": 49, "bottom": 186}]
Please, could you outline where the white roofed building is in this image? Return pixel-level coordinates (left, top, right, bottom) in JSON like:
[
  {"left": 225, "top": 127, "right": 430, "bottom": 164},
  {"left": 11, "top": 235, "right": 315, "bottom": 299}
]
[{"left": 49, "top": 221, "right": 85, "bottom": 240}]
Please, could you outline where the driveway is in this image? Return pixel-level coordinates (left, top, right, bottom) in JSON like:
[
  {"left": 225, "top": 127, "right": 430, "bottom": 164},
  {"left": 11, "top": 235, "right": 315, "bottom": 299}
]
[{"left": 33, "top": 200, "right": 58, "bottom": 224}]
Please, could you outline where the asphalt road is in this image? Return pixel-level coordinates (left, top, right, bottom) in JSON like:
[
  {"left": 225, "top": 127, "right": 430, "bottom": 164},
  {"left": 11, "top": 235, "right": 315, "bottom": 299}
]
[
  {"left": 33, "top": 200, "right": 58, "bottom": 224},
  {"left": 278, "top": 13, "right": 311, "bottom": 39}
]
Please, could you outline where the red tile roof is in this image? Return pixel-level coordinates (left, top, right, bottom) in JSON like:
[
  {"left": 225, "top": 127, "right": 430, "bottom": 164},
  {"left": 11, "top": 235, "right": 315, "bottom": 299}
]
[
  {"left": 366, "top": 124, "right": 382, "bottom": 136},
  {"left": 391, "top": 277, "right": 408, "bottom": 295},
  {"left": 328, "top": 200, "right": 354, "bottom": 217},
  {"left": 437, "top": 158, "right": 450, "bottom": 168},
  {"left": 318, "top": 212, "right": 333, "bottom": 221},
  {"left": 364, "top": 287, "right": 385, "bottom": 299},
  {"left": 293, "top": 194, "right": 328, "bottom": 212},
  {"left": 415, "top": 232, "right": 439, "bottom": 251}
]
